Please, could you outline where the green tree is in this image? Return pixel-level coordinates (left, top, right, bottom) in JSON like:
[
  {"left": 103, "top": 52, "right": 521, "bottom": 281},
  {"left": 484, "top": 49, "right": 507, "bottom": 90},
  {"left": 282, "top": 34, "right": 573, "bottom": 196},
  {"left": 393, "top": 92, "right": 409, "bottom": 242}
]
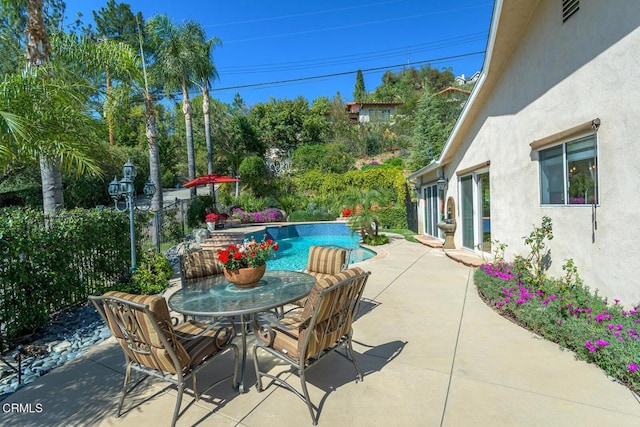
[
  {"left": 353, "top": 69, "right": 366, "bottom": 102},
  {"left": 410, "top": 87, "right": 465, "bottom": 169},
  {"left": 292, "top": 144, "right": 354, "bottom": 174},
  {"left": 238, "top": 156, "right": 268, "bottom": 196},
  {"left": 251, "top": 97, "right": 310, "bottom": 152},
  {"left": 218, "top": 113, "right": 263, "bottom": 178},
  {"left": 0, "top": 0, "right": 126, "bottom": 215}
]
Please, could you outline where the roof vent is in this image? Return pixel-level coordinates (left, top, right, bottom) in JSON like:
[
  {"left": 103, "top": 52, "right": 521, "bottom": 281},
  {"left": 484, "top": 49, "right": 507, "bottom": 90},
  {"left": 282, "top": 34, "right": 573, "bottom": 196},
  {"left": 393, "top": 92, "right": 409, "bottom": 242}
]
[{"left": 562, "top": 0, "right": 579, "bottom": 23}]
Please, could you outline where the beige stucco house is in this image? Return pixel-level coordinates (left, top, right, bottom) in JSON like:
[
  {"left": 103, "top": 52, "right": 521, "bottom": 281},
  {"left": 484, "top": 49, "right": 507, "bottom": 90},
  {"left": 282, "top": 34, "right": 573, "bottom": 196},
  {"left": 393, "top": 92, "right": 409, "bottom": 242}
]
[{"left": 408, "top": 0, "right": 640, "bottom": 303}]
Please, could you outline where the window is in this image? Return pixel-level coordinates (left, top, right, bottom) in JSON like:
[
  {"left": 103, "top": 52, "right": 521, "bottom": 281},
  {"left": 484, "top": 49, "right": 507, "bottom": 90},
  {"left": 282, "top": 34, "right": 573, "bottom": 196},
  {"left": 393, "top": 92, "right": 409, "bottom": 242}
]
[{"left": 539, "top": 134, "right": 598, "bottom": 205}]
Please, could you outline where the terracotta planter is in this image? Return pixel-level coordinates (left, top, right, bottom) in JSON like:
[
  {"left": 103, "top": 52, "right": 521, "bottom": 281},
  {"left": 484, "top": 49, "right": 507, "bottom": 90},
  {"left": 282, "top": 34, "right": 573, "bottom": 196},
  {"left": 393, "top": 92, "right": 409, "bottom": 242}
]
[{"left": 223, "top": 264, "right": 266, "bottom": 288}]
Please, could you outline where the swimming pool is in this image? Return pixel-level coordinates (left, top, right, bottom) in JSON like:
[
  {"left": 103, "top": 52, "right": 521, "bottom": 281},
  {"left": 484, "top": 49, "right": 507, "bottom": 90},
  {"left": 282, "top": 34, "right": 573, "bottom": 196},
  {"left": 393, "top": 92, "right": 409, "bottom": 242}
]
[{"left": 245, "top": 222, "right": 376, "bottom": 271}]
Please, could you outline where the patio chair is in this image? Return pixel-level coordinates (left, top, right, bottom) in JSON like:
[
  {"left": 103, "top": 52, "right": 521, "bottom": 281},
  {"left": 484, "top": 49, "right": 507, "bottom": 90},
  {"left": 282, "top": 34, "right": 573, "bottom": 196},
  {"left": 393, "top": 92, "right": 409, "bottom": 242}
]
[
  {"left": 289, "top": 245, "right": 351, "bottom": 309},
  {"left": 89, "top": 291, "right": 239, "bottom": 427},
  {"left": 180, "top": 250, "right": 223, "bottom": 286},
  {"left": 305, "top": 245, "right": 351, "bottom": 280},
  {"left": 252, "top": 267, "right": 370, "bottom": 425}
]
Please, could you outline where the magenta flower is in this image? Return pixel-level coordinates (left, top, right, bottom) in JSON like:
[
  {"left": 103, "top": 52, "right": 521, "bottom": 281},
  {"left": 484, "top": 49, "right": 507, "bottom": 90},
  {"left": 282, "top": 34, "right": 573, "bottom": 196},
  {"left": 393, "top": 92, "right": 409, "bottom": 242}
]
[
  {"left": 628, "top": 363, "right": 638, "bottom": 372},
  {"left": 596, "top": 339, "right": 609, "bottom": 347}
]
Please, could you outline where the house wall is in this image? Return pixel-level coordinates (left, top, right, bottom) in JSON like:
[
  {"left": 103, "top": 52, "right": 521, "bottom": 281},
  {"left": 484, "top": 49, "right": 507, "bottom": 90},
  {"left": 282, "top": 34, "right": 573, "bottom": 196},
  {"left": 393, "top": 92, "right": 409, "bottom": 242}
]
[{"left": 440, "top": 0, "right": 640, "bottom": 303}]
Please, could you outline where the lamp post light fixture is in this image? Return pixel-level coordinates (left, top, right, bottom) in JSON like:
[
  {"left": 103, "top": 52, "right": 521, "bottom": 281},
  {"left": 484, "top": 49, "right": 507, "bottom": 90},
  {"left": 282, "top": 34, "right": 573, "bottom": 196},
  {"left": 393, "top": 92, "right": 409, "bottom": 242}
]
[{"left": 108, "top": 160, "right": 156, "bottom": 273}]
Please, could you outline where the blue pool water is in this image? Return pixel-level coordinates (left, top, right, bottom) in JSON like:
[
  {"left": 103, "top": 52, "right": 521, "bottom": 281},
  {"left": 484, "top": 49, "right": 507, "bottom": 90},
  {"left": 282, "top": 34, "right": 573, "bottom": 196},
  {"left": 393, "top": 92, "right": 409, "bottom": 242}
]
[{"left": 245, "top": 223, "right": 376, "bottom": 271}]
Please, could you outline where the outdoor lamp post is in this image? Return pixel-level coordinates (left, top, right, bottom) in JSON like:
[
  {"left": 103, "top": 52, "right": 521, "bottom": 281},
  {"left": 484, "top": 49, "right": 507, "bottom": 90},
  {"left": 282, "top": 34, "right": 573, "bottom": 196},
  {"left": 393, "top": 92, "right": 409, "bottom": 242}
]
[{"left": 108, "top": 160, "right": 156, "bottom": 273}]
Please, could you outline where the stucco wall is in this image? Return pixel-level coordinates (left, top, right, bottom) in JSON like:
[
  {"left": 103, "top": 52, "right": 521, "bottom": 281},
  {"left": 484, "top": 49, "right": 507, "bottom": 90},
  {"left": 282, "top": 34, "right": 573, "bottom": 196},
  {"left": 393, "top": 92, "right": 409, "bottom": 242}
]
[{"left": 435, "top": 1, "right": 640, "bottom": 303}]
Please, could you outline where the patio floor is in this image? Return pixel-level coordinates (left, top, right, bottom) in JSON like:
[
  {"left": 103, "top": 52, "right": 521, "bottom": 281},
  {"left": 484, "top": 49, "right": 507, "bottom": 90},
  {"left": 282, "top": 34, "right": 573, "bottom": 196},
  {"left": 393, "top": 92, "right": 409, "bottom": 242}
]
[{"left": 3, "top": 234, "right": 640, "bottom": 426}]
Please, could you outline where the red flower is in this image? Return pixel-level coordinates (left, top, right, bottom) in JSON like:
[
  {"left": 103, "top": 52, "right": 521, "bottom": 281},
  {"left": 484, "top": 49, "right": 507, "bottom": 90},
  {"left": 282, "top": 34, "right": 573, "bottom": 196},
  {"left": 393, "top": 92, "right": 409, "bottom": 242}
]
[
  {"left": 218, "top": 251, "right": 230, "bottom": 264},
  {"left": 273, "top": 243, "right": 279, "bottom": 251},
  {"left": 233, "top": 252, "right": 243, "bottom": 260}
]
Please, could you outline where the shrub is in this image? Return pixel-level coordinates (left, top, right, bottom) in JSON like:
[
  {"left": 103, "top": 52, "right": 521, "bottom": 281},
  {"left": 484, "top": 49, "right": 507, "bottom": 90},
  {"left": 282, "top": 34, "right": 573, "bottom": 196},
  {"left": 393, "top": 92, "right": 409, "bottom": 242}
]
[
  {"left": 0, "top": 207, "right": 130, "bottom": 347},
  {"left": 130, "top": 252, "right": 174, "bottom": 295},
  {"left": 376, "top": 205, "right": 408, "bottom": 229},
  {"left": 474, "top": 217, "right": 640, "bottom": 395},
  {"left": 363, "top": 234, "right": 389, "bottom": 245},
  {"left": 289, "top": 210, "right": 335, "bottom": 222},
  {"left": 186, "top": 195, "right": 213, "bottom": 228}
]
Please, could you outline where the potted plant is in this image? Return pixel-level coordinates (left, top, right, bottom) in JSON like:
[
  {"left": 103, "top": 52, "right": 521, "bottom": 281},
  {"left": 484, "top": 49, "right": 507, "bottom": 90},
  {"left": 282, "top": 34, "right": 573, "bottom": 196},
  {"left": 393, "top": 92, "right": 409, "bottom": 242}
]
[{"left": 216, "top": 237, "right": 279, "bottom": 287}]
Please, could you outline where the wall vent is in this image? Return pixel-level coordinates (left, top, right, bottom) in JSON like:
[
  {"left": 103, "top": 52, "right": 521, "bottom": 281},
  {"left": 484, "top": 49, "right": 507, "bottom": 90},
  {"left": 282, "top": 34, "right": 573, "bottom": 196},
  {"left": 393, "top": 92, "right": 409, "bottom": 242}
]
[{"left": 562, "top": 0, "right": 579, "bottom": 23}]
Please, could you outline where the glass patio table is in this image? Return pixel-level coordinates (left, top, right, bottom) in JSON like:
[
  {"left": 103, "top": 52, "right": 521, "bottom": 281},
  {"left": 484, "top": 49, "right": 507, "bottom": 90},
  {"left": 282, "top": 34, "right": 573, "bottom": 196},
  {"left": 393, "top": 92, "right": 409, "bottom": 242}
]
[{"left": 167, "top": 270, "right": 316, "bottom": 392}]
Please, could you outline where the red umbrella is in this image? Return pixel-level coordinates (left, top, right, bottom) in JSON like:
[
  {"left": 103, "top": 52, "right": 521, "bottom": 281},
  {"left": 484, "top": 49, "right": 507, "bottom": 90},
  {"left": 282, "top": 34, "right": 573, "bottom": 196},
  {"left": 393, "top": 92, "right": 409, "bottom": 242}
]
[{"left": 182, "top": 174, "right": 241, "bottom": 188}]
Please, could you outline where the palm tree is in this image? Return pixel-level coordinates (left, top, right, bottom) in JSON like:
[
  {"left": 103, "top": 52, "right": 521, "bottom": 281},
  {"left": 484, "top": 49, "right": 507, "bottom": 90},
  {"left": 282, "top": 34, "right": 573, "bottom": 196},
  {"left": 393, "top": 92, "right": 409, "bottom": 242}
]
[
  {"left": 1, "top": 0, "right": 134, "bottom": 215},
  {"left": 342, "top": 188, "right": 394, "bottom": 242},
  {"left": 192, "top": 32, "right": 222, "bottom": 199},
  {"left": 147, "top": 15, "right": 203, "bottom": 199}
]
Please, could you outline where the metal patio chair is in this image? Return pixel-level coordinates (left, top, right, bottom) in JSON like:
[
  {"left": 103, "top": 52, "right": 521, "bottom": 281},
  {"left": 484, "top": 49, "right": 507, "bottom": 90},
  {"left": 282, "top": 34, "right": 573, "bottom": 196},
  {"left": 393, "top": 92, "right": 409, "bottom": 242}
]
[
  {"left": 252, "top": 267, "right": 370, "bottom": 425},
  {"left": 89, "top": 291, "right": 239, "bottom": 427}
]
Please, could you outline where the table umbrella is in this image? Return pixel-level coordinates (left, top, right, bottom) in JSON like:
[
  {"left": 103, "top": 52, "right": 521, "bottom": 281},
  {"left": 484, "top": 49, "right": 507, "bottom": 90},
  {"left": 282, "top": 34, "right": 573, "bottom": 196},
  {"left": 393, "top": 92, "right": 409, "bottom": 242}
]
[
  {"left": 182, "top": 174, "right": 241, "bottom": 188},
  {"left": 182, "top": 174, "right": 241, "bottom": 209}
]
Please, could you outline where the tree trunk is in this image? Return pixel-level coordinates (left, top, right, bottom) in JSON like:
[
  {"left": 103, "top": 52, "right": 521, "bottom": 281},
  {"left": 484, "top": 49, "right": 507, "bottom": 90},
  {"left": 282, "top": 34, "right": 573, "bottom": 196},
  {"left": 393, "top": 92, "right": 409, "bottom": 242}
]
[
  {"left": 202, "top": 85, "right": 216, "bottom": 205},
  {"left": 39, "top": 155, "right": 63, "bottom": 216},
  {"left": 182, "top": 84, "right": 196, "bottom": 199},
  {"left": 106, "top": 71, "right": 115, "bottom": 146},
  {"left": 145, "top": 97, "right": 163, "bottom": 214},
  {"left": 26, "top": 0, "right": 63, "bottom": 217}
]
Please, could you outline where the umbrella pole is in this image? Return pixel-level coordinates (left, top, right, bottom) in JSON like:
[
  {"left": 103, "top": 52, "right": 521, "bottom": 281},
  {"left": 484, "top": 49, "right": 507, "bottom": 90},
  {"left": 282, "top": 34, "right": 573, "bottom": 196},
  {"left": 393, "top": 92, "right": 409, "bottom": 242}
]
[{"left": 211, "top": 183, "right": 217, "bottom": 213}]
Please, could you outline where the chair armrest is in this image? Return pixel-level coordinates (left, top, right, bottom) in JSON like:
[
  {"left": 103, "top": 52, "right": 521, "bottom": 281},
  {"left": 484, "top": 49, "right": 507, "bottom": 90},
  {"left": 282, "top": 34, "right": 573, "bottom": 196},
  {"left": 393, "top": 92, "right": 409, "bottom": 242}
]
[
  {"left": 177, "top": 320, "right": 236, "bottom": 349},
  {"left": 253, "top": 312, "right": 297, "bottom": 346}
]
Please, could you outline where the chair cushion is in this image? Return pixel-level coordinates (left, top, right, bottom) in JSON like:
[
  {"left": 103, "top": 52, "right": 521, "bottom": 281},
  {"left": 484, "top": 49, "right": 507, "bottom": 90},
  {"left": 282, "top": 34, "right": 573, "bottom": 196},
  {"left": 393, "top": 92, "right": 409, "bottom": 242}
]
[
  {"left": 256, "top": 312, "right": 304, "bottom": 361},
  {"left": 174, "top": 322, "right": 233, "bottom": 369},
  {"left": 305, "top": 246, "right": 347, "bottom": 275},
  {"left": 182, "top": 251, "right": 223, "bottom": 279}
]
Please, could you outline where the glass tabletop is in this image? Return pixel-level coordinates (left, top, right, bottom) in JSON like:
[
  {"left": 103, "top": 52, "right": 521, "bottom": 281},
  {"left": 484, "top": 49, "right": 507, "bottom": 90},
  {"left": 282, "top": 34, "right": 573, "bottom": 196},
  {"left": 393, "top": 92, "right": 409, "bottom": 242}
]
[{"left": 167, "top": 270, "right": 316, "bottom": 317}]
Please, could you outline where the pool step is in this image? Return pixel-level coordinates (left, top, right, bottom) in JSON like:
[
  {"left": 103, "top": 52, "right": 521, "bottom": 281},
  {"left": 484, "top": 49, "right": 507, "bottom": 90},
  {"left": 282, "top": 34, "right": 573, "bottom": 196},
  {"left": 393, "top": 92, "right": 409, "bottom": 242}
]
[{"left": 201, "top": 232, "right": 245, "bottom": 251}]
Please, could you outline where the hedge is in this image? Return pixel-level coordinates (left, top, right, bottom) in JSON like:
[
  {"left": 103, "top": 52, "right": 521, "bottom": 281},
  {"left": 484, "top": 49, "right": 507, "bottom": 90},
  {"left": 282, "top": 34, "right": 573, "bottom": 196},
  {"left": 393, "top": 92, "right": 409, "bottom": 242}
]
[{"left": 0, "top": 208, "right": 131, "bottom": 349}]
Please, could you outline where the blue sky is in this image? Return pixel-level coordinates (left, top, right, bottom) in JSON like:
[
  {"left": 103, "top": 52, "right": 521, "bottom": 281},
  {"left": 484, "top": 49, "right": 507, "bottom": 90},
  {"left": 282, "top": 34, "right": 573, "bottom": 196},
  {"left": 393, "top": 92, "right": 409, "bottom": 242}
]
[{"left": 63, "top": 0, "right": 494, "bottom": 107}]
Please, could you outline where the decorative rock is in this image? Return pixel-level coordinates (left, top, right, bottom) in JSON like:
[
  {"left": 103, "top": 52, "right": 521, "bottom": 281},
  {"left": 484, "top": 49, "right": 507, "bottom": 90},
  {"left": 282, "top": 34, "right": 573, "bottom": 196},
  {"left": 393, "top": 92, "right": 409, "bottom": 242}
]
[
  {"left": 192, "top": 228, "right": 210, "bottom": 244},
  {"left": 52, "top": 341, "right": 72, "bottom": 353}
]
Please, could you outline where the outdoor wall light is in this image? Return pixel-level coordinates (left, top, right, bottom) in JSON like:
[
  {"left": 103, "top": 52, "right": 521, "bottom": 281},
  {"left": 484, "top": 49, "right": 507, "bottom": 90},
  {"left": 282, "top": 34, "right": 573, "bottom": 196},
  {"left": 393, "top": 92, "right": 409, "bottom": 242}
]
[
  {"left": 108, "top": 159, "right": 156, "bottom": 273},
  {"left": 437, "top": 176, "right": 448, "bottom": 192}
]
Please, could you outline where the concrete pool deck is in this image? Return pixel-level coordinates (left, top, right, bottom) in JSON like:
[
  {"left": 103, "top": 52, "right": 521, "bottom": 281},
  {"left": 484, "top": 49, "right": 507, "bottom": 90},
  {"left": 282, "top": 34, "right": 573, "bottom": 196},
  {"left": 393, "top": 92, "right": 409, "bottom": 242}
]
[{"left": 2, "top": 234, "right": 640, "bottom": 426}]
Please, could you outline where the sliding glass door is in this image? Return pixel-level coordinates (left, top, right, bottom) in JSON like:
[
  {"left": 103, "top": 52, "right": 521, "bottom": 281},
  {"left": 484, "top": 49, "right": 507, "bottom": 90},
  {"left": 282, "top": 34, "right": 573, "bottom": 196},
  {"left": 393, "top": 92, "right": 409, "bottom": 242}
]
[
  {"left": 460, "top": 171, "right": 491, "bottom": 251},
  {"left": 423, "top": 185, "right": 441, "bottom": 237},
  {"left": 461, "top": 176, "right": 475, "bottom": 249}
]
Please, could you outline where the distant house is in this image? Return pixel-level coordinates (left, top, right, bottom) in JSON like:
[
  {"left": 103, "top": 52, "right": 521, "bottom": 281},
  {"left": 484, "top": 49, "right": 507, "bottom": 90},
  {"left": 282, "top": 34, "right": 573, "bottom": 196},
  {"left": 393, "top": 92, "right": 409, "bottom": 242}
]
[
  {"left": 408, "top": 0, "right": 640, "bottom": 303},
  {"left": 345, "top": 101, "right": 403, "bottom": 124}
]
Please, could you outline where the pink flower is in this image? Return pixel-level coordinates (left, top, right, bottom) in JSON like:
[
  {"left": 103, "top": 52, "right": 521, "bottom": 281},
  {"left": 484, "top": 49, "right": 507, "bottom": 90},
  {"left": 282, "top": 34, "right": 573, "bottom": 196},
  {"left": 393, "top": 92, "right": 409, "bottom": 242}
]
[{"left": 628, "top": 363, "right": 638, "bottom": 372}]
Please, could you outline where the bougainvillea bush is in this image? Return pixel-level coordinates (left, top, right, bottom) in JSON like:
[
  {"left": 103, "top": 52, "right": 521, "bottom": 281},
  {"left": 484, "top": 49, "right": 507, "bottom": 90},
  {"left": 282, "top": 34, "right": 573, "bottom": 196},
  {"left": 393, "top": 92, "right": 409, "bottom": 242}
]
[
  {"left": 231, "top": 207, "right": 285, "bottom": 224},
  {"left": 475, "top": 258, "right": 640, "bottom": 395}
]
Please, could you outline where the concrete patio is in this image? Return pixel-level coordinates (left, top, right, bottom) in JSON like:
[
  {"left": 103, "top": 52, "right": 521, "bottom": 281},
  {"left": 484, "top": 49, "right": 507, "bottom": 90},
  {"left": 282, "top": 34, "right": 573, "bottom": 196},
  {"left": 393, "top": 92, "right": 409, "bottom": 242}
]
[{"left": 2, "top": 235, "right": 640, "bottom": 426}]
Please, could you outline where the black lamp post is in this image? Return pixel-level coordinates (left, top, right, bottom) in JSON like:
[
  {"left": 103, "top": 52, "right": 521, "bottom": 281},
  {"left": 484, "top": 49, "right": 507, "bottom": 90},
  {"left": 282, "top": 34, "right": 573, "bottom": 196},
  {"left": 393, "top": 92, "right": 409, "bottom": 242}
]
[{"left": 108, "top": 160, "right": 156, "bottom": 273}]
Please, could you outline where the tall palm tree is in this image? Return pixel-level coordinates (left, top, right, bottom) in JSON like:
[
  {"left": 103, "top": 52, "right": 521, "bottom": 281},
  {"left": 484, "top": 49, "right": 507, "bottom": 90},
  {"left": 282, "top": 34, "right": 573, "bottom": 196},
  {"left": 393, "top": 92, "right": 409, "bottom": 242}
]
[
  {"left": 192, "top": 33, "right": 222, "bottom": 199},
  {"left": 1, "top": 0, "right": 101, "bottom": 215},
  {"left": 147, "top": 15, "right": 202, "bottom": 199}
]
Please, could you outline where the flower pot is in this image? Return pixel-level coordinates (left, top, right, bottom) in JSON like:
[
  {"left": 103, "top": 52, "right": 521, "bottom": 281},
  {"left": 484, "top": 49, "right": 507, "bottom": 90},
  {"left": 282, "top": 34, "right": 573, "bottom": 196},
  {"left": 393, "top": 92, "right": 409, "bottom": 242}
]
[
  {"left": 206, "top": 222, "right": 216, "bottom": 232},
  {"left": 223, "top": 264, "right": 266, "bottom": 288}
]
